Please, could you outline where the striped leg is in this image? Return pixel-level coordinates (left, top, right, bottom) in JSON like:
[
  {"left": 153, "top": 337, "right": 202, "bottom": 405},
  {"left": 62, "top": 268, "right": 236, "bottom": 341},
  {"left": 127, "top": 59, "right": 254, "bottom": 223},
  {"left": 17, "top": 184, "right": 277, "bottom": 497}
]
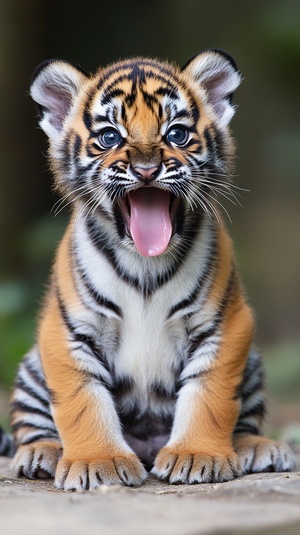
[
  {"left": 233, "top": 348, "right": 296, "bottom": 473},
  {"left": 10, "top": 347, "right": 62, "bottom": 479}
]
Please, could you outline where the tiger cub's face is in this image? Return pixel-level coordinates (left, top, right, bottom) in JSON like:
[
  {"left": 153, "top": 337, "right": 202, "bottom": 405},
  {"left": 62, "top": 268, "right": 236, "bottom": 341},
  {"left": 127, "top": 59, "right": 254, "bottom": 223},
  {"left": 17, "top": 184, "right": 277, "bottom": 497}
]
[{"left": 31, "top": 51, "right": 241, "bottom": 256}]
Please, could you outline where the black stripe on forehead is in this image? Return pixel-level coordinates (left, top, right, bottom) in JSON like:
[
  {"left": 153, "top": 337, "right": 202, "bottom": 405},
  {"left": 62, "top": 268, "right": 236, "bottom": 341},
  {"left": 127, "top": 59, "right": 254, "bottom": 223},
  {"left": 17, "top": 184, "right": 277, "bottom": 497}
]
[
  {"left": 98, "top": 58, "right": 176, "bottom": 83},
  {"left": 99, "top": 63, "right": 180, "bottom": 107},
  {"left": 84, "top": 58, "right": 200, "bottom": 127}
]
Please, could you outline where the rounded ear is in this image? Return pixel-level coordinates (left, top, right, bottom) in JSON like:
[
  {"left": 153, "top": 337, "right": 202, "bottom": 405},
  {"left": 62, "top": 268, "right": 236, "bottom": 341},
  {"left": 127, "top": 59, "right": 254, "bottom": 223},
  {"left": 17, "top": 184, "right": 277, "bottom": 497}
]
[
  {"left": 30, "top": 60, "right": 88, "bottom": 140},
  {"left": 181, "top": 49, "right": 242, "bottom": 128}
]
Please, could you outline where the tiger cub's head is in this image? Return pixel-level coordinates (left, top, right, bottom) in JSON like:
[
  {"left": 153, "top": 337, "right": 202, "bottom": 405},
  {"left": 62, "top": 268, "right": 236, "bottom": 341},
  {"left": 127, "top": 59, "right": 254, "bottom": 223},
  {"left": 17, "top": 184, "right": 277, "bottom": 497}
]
[{"left": 31, "top": 50, "right": 241, "bottom": 257}]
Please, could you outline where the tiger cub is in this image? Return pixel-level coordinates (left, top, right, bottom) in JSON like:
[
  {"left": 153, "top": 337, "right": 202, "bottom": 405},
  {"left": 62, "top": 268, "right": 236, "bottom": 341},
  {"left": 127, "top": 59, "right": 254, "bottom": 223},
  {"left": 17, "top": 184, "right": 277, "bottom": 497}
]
[{"left": 10, "top": 50, "right": 295, "bottom": 490}]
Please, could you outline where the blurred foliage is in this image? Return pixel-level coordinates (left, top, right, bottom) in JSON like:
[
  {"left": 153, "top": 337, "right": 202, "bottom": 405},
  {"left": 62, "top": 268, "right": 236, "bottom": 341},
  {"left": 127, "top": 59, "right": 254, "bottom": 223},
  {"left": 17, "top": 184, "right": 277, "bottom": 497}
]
[
  {"left": 0, "top": 215, "right": 66, "bottom": 389},
  {"left": 265, "top": 342, "right": 300, "bottom": 403},
  {"left": 0, "top": 0, "right": 299, "bottom": 406}
]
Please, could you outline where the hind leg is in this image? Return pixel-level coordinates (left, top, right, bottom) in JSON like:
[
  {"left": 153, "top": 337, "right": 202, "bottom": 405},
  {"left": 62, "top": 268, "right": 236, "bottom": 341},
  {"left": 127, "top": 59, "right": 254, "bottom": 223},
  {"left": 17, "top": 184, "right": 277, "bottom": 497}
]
[
  {"left": 10, "top": 347, "right": 61, "bottom": 480},
  {"left": 234, "top": 433, "right": 296, "bottom": 474},
  {"left": 234, "top": 347, "right": 296, "bottom": 474}
]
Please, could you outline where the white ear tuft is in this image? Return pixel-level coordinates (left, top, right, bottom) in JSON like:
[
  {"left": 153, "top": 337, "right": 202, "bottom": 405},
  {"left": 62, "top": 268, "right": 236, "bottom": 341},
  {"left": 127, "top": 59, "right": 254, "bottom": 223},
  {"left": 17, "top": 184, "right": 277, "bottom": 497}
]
[
  {"left": 182, "top": 49, "right": 242, "bottom": 128},
  {"left": 30, "top": 60, "right": 88, "bottom": 141}
]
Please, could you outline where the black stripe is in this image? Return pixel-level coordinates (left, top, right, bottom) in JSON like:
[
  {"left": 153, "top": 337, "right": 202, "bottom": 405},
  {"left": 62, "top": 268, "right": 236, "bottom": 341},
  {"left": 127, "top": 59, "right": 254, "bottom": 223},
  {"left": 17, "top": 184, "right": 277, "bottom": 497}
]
[
  {"left": 21, "top": 432, "right": 59, "bottom": 445},
  {"left": 85, "top": 216, "right": 142, "bottom": 291},
  {"left": 100, "top": 74, "right": 128, "bottom": 99},
  {"left": 176, "top": 368, "right": 210, "bottom": 390},
  {"left": 187, "top": 265, "right": 236, "bottom": 357},
  {"left": 99, "top": 60, "right": 177, "bottom": 88},
  {"left": 234, "top": 423, "right": 260, "bottom": 436},
  {"left": 217, "top": 265, "right": 237, "bottom": 314},
  {"left": 234, "top": 349, "right": 265, "bottom": 435},
  {"left": 94, "top": 113, "right": 110, "bottom": 124},
  {"left": 73, "top": 134, "right": 82, "bottom": 159},
  {"left": 24, "top": 357, "right": 48, "bottom": 392},
  {"left": 155, "top": 86, "right": 176, "bottom": 98},
  {"left": 168, "top": 281, "right": 202, "bottom": 318},
  {"left": 140, "top": 88, "right": 159, "bottom": 112},
  {"left": 172, "top": 109, "right": 190, "bottom": 120},
  {"left": 125, "top": 59, "right": 175, "bottom": 76},
  {"left": 121, "top": 102, "right": 128, "bottom": 124},
  {"left": 15, "top": 376, "right": 49, "bottom": 408},
  {"left": 73, "top": 332, "right": 102, "bottom": 358},
  {"left": 56, "top": 289, "right": 111, "bottom": 374},
  {"left": 185, "top": 138, "right": 202, "bottom": 150},
  {"left": 189, "top": 325, "right": 218, "bottom": 356},
  {"left": 100, "top": 65, "right": 179, "bottom": 108},
  {"left": 102, "top": 87, "right": 126, "bottom": 105},
  {"left": 83, "top": 109, "right": 92, "bottom": 130},
  {"left": 203, "top": 126, "right": 215, "bottom": 157},
  {"left": 241, "top": 372, "right": 264, "bottom": 401},
  {"left": 11, "top": 400, "right": 52, "bottom": 420},
  {"left": 56, "top": 289, "right": 74, "bottom": 333},
  {"left": 113, "top": 201, "right": 127, "bottom": 240},
  {"left": 137, "top": 68, "right": 179, "bottom": 88},
  {"left": 239, "top": 399, "right": 266, "bottom": 419},
  {"left": 82, "top": 85, "right": 99, "bottom": 130},
  {"left": 189, "top": 97, "right": 200, "bottom": 125},
  {"left": 240, "top": 351, "right": 264, "bottom": 395},
  {"left": 85, "top": 371, "right": 112, "bottom": 386},
  {"left": 168, "top": 237, "right": 216, "bottom": 319},
  {"left": 211, "top": 125, "right": 225, "bottom": 163},
  {"left": 153, "top": 212, "right": 203, "bottom": 294},
  {"left": 12, "top": 420, "right": 55, "bottom": 433},
  {"left": 75, "top": 257, "right": 123, "bottom": 319},
  {"left": 186, "top": 152, "right": 204, "bottom": 168}
]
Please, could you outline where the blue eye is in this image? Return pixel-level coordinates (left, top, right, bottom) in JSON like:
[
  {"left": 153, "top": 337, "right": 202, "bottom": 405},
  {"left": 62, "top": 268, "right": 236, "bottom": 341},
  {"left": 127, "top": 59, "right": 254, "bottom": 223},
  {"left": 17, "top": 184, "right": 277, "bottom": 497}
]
[
  {"left": 99, "top": 129, "right": 122, "bottom": 148},
  {"left": 166, "top": 126, "right": 189, "bottom": 146}
]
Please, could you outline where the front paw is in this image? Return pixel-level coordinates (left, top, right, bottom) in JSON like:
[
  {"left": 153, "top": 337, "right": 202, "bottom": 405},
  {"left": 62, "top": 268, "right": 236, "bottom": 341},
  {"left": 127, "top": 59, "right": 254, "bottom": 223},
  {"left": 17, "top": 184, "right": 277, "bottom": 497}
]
[
  {"left": 55, "top": 453, "right": 148, "bottom": 490},
  {"left": 152, "top": 446, "right": 241, "bottom": 484}
]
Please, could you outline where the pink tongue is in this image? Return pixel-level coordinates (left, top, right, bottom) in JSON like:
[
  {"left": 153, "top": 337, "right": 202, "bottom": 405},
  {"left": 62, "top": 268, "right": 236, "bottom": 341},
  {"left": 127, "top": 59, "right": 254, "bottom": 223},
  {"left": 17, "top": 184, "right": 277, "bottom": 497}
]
[{"left": 129, "top": 188, "right": 172, "bottom": 257}]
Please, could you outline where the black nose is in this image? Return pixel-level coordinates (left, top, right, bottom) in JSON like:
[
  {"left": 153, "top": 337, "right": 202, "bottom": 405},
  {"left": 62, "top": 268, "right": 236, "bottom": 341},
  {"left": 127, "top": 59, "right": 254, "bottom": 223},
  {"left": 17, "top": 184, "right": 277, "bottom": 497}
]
[{"left": 130, "top": 164, "right": 160, "bottom": 183}]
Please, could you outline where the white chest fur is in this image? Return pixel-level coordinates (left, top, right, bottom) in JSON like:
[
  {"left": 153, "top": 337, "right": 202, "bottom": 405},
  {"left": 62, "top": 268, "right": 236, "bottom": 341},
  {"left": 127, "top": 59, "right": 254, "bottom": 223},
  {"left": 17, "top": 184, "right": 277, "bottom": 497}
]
[
  {"left": 72, "top": 215, "right": 214, "bottom": 397},
  {"left": 115, "top": 286, "right": 187, "bottom": 393}
]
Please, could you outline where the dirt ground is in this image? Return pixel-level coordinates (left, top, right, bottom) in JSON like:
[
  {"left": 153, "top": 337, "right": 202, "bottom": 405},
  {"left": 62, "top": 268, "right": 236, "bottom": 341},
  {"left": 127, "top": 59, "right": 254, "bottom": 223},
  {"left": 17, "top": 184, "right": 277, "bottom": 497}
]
[{"left": 1, "top": 448, "right": 300, "bottom": 535}]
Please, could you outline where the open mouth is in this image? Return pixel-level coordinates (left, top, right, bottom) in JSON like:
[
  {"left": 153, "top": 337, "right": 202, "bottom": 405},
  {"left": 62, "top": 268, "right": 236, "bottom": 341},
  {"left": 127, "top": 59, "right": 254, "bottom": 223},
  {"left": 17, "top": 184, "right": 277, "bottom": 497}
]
[{"left": 118, "top": 188, "right": 179, "bottom": 257}]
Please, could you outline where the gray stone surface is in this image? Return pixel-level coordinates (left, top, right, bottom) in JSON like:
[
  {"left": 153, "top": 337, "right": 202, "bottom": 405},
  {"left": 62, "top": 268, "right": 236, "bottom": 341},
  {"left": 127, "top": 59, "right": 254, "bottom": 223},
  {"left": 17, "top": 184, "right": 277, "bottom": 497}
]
[{"left": 1, "top": 455, "right": 300, "bottom": 535}]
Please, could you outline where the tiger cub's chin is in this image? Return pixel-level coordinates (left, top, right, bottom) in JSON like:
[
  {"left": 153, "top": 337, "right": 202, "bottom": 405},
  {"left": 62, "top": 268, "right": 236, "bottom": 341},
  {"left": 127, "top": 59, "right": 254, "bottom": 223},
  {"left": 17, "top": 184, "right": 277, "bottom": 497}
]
[{"left": 10, "top": 50, "right": 296, "bottom": 490}]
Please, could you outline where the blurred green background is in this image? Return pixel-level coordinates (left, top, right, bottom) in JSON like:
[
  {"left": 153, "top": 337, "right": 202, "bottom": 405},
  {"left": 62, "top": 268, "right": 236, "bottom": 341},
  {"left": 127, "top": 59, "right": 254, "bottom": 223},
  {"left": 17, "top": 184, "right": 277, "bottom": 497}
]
[{"left": 0, "top": 0, "right": 299, "bottom": 434}]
